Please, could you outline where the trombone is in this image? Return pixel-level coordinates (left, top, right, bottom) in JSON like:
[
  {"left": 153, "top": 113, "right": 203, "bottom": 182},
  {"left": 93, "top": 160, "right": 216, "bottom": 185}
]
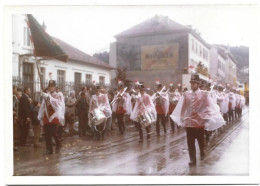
[
  {"left": 155, "top": 86, "right": 166, "bottom": 97},
  {"left": 111, "top": 87, "right": 128, "bottom": 105}
]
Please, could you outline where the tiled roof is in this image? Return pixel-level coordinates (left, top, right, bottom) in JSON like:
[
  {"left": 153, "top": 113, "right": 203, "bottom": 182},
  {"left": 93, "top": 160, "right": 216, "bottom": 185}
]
[
  {"left": 115, "top": 15, "right": 188, "bottom": 38},
  {"left": 53, "top": 37, "right": 114, "bottom": 69},
  {"left": 115, "top": 15, "right": 210, "bottom": 48}
]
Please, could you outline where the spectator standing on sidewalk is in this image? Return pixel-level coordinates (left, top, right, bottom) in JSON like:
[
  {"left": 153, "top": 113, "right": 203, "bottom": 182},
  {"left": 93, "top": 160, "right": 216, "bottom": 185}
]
[
  {"left": 76, "top": 92, "right": 89, "bottom": 137},
  {"left": 18, "top": 87, "right": 32, "bottom": 146},
  {"left": 31, "top": 101, "right": 42, "bottom": 148},
  {"left": 13, "top": 86, "right": 21, "bottom": 151},
  {"left": 66, "top": 90, "right": 77, "bottom": 134}
]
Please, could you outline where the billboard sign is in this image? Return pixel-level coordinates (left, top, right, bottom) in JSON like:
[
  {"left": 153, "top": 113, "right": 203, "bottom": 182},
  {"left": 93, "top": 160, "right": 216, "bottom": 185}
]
[{"left": 141, "top": 43, "right": 179, "bottom": 70}]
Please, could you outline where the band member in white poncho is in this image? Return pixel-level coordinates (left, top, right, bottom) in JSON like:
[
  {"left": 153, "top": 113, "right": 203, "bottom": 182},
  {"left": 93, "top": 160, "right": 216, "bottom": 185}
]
[
  {"left": 168, "top": 82, "right": 181, "bottom": 132},
  {"left": 152, "top": 80, "right": 169, "bottom": 136},
  {"left": 131, "top": 80, "right": 142, "bottom": 129},
  {"left": 89, "top": 85, "right": 112, "bottom": 140},
  {"left": 216, "top": 84, "right": 229, "bottom": 117},
  {"left": 130, "top": 84, "right": 157, "bottom": 142},
  {"left": 234, "top": 90, "right": 245, "bottom": 118},
  {"left": 237, "top": 94, "right": 245, "bottom": 117},
  {"left": 227, "top": 86, "right": 236, "bottom": 122},
  {"left": 38, "top": 80, "right": 65, "bottom": 155},
  {"left": 170, "top": 74, "right": 225, "bottom": 166},
  {"left": 112, "top": 80, "right": 132, "bottom": 134}
]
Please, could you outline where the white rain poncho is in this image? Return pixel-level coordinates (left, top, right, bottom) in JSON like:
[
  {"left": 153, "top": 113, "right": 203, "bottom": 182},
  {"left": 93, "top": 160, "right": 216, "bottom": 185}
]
[
  {"left": 125, "top": 92, "right": 133, "bottom": 115},
  {"left": 152, "top": 91, "right": 169, "bottom": 116},
  {"left": 170, "top": 89, "right": 225, "bottom": 131},
  {"left": 89, "top": 93, "right": 112, "bottom": 118},
  {"left": 209, "top": 90, "right": 218, "bottom": 104},
  {"left": 38, "top": 91, "right": 65, "bottom": 126},
  {"left": 224, "top": 92, "right": 230, "bottom": 113},
  {"left": 130, "top": 93, "right": 157, "bottom": 122},
  {"left": 112, "top": 91, "right": 132, "bottom": 114},
  {"left": 228, "top": 92, "right": 236, "bottom": 110},
  {"left": 216, "top": 91, "right": 228, "bottom": 114},
  {"left": 168, "top": 90, "right": 181, "bottom": 105},
  {"left": 236, "top": 95, "right": 246, "bottom": 108}
]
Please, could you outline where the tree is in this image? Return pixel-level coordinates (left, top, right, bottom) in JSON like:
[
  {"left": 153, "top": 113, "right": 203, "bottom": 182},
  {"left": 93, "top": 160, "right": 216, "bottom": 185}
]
[
  {"left": 115, "top": 67, "right": 128, "bottom": 83},
  {"left": 93, "top": 51, "right": 109, "bottom": 64}
]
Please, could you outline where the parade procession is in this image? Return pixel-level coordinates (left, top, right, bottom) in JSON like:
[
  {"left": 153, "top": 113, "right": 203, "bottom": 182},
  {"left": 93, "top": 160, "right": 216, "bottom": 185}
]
[{"left": 10, "top": 11, "right": 250, "bottom": 178}]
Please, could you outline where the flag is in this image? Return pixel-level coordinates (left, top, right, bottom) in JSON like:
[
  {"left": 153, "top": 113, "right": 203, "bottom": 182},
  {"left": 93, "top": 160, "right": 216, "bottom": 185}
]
[{"left": 27, "top": 14, "right": 68, "bottom": 62}]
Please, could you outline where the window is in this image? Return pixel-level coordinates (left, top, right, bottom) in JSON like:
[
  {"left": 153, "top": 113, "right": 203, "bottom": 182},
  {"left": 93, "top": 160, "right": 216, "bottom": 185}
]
[
  {"left": 199, "top": 46, "right": 202, "bottom": 56},
  {"left": 195, "top": 42, "right": 198, "bottom": 53},
  {"left": 205, "top": 51, "right": 208, "bottom": 60},
  {"left": 23, "top": 62, "right": 34, "bottom": 92},
  {"left": 99, "top": 76, "right": 105, "bottom": 85},
  {"left": 192, "top": 39, "right": 194, "bottom": 51},
  {"left": 86, "top": 74, "right": 92, "bottom": 84},
  {"left": 57, "top": 70, "right": 66, "bottom": 85},
  {"left": 24, "top": 27, "right": 30, "bottom": 46},
  {"left": 40, "top": 67, "right": 46, "bottom": 83},
  {"left": 74, "top": 72, "right": 82, "bottom": 84}
]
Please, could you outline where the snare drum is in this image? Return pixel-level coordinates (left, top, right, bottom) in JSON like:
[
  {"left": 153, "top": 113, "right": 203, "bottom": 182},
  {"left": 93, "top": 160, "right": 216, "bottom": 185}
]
[
  {"left": 137, "top": 111, "right": 156, "bottom": 128},
  {"left": 90, "top": 108, "right": 106, "bottom": 126}
]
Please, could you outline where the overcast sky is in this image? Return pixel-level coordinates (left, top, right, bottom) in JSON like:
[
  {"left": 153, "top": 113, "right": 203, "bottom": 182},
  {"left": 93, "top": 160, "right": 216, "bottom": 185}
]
[{"left": 27, "top": 5, "right": 258, "bottom": 55}]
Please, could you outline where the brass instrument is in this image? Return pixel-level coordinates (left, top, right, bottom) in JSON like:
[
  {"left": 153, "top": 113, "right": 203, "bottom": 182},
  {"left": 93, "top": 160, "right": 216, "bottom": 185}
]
[
  {"left": 155, "top": 86, "right": 166, "bottom": 97},
  {"left": 111, "top": 87, "right": 128, "bottom": 105}
]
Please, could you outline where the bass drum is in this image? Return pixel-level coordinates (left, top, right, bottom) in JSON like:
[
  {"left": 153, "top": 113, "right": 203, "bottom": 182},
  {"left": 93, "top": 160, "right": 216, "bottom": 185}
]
[{"left": 89, "top": 108, "right": 106, "bottom": 127}]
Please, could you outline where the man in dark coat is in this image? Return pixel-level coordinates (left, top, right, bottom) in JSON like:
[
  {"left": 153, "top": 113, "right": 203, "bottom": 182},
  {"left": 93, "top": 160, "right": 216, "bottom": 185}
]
[
  {"left": 76, "top": 92, "right": 89, "bottom": 137},
  {"left": 18, "top": 87, "right": 32, "bottom": 146}
]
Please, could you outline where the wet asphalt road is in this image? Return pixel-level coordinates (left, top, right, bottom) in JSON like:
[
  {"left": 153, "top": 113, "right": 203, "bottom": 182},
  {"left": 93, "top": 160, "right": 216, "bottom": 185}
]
[{"left": 13, "top": 107, "right": 249, "bottom": 176}]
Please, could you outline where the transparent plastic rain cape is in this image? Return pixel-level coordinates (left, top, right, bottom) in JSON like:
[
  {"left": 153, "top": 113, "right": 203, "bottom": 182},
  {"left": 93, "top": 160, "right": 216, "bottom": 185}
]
[
  {"left": 89, "top": 93, "right": 112, "bottom": 118},
  {"left": 112, "top": 92, "right": 132, "bottom": 114},
  {"left": 170, "top": 89, "right": 225, "bottom": 131},
  {"left": 130, "top": 93, "right": 157, "bottom": 122},
  {"left": 217, "top": 91, "right": 228, "bottom": 114},
  {"left": 152, "top": 91, "right": 169, "bottom": 116},
  {"left": 38, "top": 92, "right": 65, "bottom": 126}
]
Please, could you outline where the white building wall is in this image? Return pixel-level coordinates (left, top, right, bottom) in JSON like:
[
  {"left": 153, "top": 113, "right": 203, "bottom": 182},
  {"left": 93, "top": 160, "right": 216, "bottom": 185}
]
[
  {"left": 12, "top": 14, "right": 111, "bottom": 90},
  {"left": 209, "top": 47, "right": 226, "bottom": 83},
  {"left": 188, "top": 34, "right": 210, "bottom": 69},
  {"left": 12, "top": 14, "right": 33, "bottom": 77},
  {"left": 217, "top": 54, "right": 226, "bottom": 80},
  {"left": 38, "top": 60, "right": 111, "bottom": 84},
  {"left": 209, "top": 47, "right": 218, "bottom": 77}
]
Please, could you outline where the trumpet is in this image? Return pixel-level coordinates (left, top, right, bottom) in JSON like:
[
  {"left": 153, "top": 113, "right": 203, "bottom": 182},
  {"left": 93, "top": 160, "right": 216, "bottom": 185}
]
[{"left": 111, "top": 87, "right": 128, "bottom": 105}]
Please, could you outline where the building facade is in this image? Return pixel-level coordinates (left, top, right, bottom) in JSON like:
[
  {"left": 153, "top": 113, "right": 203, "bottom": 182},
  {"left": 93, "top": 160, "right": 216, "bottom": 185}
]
[
  {"left": 12, "top": 15, "right": 113, "bottom": 97},
  {"left": 209, "top": 45, "right": 237, "bottom": 86},
  {"left": 109, "top": 15, "right": 210, "bottom": 89},
  {"left": 209, "top": 47, "right": 227, "bottom": 84}
]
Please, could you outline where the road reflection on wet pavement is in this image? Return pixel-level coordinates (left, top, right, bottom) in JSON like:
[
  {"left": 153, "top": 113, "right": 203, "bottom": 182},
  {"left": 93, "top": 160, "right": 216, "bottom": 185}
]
[{"left": 13, "top": 108, "right": 249, "bottom": 176}]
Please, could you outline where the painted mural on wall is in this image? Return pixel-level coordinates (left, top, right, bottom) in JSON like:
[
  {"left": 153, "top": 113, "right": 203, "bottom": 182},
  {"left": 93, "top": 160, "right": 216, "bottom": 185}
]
[{"left": 141, "top": 43, "right": 179, "bottom": 70}]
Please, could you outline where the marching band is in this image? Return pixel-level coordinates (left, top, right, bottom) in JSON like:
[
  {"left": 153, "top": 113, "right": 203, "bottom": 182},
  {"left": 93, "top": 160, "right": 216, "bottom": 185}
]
[{"left": 37, "top": 76, "right": 246, "bottom": 164}]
